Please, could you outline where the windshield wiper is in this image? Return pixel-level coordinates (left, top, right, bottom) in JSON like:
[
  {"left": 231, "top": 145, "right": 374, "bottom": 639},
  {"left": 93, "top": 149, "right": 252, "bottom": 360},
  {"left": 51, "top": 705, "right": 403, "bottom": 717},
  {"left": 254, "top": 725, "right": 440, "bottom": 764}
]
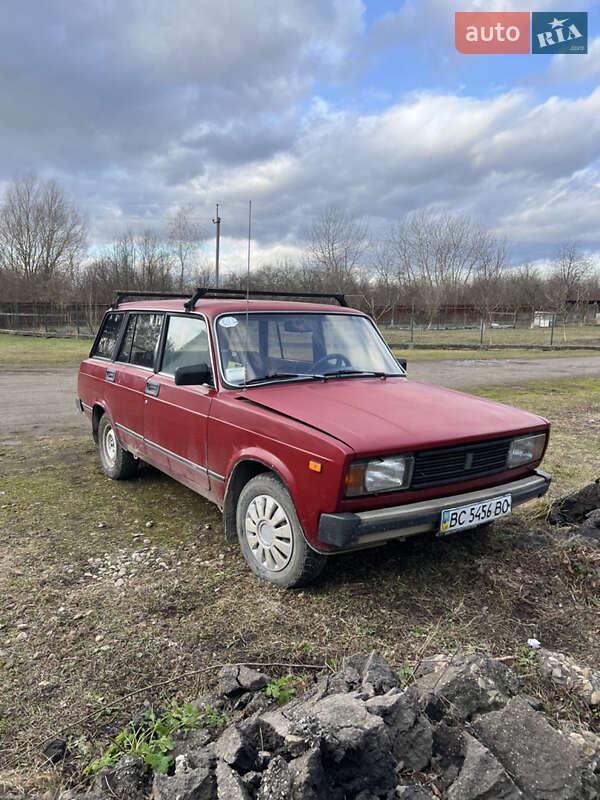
[
  {"left": 243, "top": 372, "right": 322, "bottom": 386},
  {"left": 321, "top": 369, "right": 399, "bottom": 379},
  {"left": 242, "top": 369, "right": 403, "bottom": 386}
]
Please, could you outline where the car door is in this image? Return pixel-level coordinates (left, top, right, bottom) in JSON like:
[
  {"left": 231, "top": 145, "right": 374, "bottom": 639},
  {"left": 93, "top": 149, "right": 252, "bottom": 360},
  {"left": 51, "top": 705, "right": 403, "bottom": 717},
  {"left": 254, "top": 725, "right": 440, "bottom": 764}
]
[
  {"left": 110, "top": 312, "right": 164, "bottom": 459},
  {"left": 143, "top": 313, "right": 214, "bottom": 495}
]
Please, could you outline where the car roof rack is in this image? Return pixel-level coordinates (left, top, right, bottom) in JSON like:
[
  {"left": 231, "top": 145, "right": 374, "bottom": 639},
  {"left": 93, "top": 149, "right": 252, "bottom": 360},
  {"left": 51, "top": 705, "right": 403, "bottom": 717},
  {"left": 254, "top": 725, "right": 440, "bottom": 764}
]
[
  {"left": 111, "top": 290, "right": 191, "bottom": 309},
  {"left": 184, "top": 287, "right": 347, "bottom": 311},
  {"left": 111, "top": 288, "right": 348, "bottom": 312}
]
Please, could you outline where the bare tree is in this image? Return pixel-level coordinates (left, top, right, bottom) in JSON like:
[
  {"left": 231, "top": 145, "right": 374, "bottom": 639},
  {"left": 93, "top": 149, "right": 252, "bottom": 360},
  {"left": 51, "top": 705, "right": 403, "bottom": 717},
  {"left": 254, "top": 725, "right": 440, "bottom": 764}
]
[
  {"left": 384, "top": 212, "right": 485, "bottom": 326},
  {"left": 546, "top": 243, "right": 592, "bottom": 334},
  {"left": 470, "top": 233, "right": 508, "bottom": 322},
  {"left": 507, "top": 263, "right": 543, "bottom": 317},
  {"left": 168, "top": 205, "right": 204, "bottom": 291},
  {"left": 80, "top": 229, "right": 174, "bottom": 306},
  {"left": 304, "top": 206, "right": 369, "bottom": 292},
  {"left": 0, "top": 174, "right": 86, "bottom": 297}
]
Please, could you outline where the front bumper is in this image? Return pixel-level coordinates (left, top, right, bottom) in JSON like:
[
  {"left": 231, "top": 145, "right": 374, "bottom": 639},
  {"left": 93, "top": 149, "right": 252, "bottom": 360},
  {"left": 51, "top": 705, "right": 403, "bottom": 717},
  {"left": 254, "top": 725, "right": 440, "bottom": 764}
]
[{"left": 318, "top": 469, "right": 551, "bottom": 549}]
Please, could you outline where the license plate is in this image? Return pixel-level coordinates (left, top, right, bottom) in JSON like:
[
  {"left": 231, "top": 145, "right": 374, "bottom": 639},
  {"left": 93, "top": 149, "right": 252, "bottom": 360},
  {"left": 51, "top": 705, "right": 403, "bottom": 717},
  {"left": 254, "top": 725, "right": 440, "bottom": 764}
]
[{"left": 439, "top": 494, "right": 512, "bottom": 535}]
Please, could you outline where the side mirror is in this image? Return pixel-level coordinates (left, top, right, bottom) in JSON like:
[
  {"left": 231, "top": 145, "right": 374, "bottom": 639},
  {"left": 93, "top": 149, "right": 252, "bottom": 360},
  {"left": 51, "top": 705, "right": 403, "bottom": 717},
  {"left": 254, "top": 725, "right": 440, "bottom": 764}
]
[
  {"left": 174, "top": 363, "right": 213, "bottom": 386},
  {"left": 396, "top": 357, "right": 407, "bottom": 373}
]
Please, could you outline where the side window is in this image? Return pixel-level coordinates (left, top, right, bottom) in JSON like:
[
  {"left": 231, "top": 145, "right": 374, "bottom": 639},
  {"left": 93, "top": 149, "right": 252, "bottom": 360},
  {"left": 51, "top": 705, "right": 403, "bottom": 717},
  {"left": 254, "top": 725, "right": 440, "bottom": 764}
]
[
  {"left": 161, "top": 316, "right": 211, "bottom": 376},
  {"left": 93, "top": 312, "right": 123, "bottom": 359},
  {"left": 131, "top": 314, "right": 163, "bottom": 368},
  {"left": 116, "top": 315, "right": 136, "bottom": 363},
  {"left": 116, "top": 314, "right": 163, "bottom": 368}
]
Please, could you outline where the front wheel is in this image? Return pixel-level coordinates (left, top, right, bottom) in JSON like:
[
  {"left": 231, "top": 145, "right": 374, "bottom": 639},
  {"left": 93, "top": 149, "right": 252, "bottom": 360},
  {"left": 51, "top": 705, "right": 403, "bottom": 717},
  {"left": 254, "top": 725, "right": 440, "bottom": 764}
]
[
  {"left": 98, "top": 414, "right": 138, "bottom": 480},
  {"left": 236, "top": 474, "right": 326, "bottom": 588}
]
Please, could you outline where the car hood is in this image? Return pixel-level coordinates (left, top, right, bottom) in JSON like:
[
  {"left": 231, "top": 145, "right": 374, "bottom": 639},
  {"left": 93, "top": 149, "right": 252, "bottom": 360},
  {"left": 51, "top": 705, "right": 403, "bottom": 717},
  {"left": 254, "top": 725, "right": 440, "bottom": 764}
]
[{"left": 240, "top": 377, "right": 547, "bottom": 454}]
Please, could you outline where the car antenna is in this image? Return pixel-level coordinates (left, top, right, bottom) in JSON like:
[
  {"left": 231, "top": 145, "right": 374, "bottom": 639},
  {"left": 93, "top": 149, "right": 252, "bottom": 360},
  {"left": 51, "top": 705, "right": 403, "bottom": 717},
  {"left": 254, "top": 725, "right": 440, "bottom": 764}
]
[{"left": 243, "top": 200, "right": 252, "bottom": 391}]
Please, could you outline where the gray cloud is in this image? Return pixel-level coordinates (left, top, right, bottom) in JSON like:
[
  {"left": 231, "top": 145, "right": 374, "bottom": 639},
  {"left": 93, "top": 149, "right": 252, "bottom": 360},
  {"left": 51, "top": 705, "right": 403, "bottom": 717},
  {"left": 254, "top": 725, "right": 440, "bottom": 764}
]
[
  {"left": 0, "top": 0, "right": 363, "bottom": 173},
  {"left": 0, "top": 0, "right": 598, "bottom": 268}
]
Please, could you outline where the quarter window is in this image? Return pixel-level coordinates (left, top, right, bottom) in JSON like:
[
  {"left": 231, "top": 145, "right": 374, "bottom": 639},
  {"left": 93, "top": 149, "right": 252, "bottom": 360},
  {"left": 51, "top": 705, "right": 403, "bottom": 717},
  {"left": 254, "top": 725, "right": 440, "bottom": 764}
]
[
  {"left": 161, "top": 316, "right": 211, "bottom": 376},
  {"left": 92, "top": 312, "right": 123, "bottom": 360},
  {"left": 117, "top": 316, "right": 136, "bottom": 363},
  {"left": 116, "top": 313, "right": 163, "bottom": 368}
]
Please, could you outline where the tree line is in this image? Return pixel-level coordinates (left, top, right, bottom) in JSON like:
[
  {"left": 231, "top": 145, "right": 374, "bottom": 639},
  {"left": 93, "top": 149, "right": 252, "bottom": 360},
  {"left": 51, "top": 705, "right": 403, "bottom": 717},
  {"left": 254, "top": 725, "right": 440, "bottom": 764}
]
[{"left": 1, "top": 175, "right": 598, "bottom": 326}]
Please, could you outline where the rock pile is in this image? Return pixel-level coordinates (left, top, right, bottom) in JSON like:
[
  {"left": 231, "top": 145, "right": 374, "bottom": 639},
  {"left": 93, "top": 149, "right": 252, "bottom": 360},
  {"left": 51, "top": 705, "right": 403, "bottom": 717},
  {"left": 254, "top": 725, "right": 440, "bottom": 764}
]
[
  {"left": 549, "top": 479, "right": 600, "bottom": 542},
  {"left": 14, "top": 649, "right": 600, "bottom": 800},
  {"left": 537, "top": 649, "right": 600, "bottom": 707}
]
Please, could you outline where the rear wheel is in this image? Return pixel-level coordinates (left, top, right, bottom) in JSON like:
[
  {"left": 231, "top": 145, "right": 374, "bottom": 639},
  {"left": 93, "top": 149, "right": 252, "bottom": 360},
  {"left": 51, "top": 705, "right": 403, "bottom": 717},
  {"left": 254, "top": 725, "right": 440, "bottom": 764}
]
[
  {"left": 236, "top": 474, "right": 326, "bottom": 588},
  {"left": 98, "top": 414, "right": 138, "bottom": 480}
]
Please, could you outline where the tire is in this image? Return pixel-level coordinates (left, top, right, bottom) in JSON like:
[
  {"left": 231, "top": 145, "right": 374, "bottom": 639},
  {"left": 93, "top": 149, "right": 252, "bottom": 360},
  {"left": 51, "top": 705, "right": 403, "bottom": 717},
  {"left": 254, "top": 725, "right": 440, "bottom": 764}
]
[
  {"left": 236, "top": 473, "right": 326, "bottom": 588},
  {"left": 97, "top": 413, "right": 138, "bottom": 480}
]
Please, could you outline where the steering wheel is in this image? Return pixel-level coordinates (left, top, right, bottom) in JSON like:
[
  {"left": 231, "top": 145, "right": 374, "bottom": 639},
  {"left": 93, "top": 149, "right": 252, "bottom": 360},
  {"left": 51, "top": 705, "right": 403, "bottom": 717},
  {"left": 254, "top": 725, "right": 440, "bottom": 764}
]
[{"left": 312, "top": 353, "right": 352, "bottom": 372}]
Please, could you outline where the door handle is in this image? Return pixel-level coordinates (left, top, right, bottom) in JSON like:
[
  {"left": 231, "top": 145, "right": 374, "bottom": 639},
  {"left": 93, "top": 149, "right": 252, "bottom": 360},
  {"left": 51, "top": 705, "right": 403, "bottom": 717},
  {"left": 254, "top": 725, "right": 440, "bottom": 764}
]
[
  {"left": 106, "top": 368, "right": 116, "bottom": 382},
  {"left": 145, "top": 380, "right": 160, "bottom": 397}
]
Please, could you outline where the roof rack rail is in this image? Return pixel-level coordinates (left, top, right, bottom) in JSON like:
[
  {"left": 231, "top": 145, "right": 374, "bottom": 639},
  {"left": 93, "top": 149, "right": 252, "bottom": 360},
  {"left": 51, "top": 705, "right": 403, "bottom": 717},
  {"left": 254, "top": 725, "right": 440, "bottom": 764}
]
[
  {"left": 184, "top": 287, "right": 347, "bottom": 312},
  {"left": 111, "top": 290, "right": 191, "bottom": 309}
]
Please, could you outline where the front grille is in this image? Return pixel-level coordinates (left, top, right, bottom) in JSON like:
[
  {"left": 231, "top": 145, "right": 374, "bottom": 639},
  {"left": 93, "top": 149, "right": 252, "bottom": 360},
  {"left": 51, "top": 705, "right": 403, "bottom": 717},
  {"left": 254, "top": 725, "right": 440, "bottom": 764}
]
[{"left": 411, "top": 437, "right": 511, "bottom": 490}]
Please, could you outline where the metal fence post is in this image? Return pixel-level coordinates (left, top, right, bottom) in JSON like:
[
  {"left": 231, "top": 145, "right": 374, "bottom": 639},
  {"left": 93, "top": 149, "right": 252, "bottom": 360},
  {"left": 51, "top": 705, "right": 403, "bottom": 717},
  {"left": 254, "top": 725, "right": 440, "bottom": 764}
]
[{"left": 550, "top": 313, "right": 555, "bottom": 346}]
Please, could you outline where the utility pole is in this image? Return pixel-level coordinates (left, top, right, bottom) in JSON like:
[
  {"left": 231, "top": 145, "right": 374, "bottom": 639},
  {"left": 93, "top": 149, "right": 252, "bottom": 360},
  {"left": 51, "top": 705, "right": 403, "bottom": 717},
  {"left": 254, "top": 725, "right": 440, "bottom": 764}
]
[{"left": 212, "top": 203, "right": 221, "bottom": 288}]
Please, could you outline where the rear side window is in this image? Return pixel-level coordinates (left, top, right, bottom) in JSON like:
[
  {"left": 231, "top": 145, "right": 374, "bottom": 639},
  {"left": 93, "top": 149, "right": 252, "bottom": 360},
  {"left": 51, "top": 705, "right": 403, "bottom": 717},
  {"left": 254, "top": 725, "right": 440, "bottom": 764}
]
[
  {"left": 93, "top": 312, "right": 123, "bottom": 359},
  {"left": 116, "top": 313, "right": 163, "bottom": 368},
  {"left": 161, "top": 316, "right": 211, "bottom": 376}
]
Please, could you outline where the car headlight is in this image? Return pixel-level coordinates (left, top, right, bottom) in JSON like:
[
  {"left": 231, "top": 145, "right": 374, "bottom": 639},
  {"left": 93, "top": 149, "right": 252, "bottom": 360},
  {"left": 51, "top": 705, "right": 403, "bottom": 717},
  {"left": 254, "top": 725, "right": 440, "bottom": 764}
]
[
  {"left": 506, "top": 433, "right": 546, "bottom": 469},
  {"left": 345, "top": 455, "right": 414, "bottom": 497}
]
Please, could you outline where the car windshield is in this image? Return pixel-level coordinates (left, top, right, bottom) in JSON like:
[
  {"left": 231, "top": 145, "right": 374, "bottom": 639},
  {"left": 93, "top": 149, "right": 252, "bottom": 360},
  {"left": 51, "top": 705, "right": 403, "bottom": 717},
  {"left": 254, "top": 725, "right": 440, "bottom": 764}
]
[{"left": 215, "top": 312, "right": 404, "bottom": 386}]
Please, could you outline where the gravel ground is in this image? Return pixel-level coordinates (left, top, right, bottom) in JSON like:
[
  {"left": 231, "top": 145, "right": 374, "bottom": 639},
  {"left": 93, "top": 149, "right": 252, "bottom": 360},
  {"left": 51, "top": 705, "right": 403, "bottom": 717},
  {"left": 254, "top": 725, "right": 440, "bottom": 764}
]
[{"left": 2, "top": 355, "right": 600, "bottom": 439}]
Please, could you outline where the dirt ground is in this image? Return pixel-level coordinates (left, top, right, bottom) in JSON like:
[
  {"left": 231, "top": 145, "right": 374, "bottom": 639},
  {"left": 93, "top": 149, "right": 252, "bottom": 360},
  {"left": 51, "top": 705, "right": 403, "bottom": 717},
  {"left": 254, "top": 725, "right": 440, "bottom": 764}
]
[
  {"left": 1, "top": 354, "right": 600, "bottom": 438},
  {"left": 1, "top": 357, "right": 599, "bottom": 794}
]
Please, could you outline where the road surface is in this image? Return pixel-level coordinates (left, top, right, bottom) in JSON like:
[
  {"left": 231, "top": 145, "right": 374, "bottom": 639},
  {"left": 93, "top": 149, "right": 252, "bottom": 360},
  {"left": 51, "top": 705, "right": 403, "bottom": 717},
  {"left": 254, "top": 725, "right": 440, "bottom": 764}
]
[{"left": 1, "top": 355, "right": 600, "bottom": 440}]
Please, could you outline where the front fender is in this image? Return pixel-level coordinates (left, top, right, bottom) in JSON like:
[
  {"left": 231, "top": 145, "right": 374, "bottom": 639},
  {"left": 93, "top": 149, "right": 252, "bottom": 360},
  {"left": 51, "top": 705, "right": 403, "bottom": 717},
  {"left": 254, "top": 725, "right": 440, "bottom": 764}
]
[{"left": 221, "top": 446, "right": 343, "bottom": 550}]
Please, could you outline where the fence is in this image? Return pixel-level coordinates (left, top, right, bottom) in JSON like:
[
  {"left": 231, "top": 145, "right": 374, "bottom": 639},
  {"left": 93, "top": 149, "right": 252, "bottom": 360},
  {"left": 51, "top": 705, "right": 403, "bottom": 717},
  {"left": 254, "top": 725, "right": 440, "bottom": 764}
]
[
  {"left": 0, "top": 301, "right": 599, "bottom": 349},
  {"left": 379, "top": 307, "right": 600, "bottom": 350},
  {"left": 0, "top": 303, "right": 108, "bottom": 338}
]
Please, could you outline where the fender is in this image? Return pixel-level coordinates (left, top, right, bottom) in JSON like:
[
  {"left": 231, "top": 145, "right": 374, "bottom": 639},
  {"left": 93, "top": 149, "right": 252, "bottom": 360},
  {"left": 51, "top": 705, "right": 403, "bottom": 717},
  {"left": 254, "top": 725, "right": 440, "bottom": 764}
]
[
  {"left": 221, "top": 448, "right": 311, "bottom": 545},
  {"left": 223, "top": 446, "right": 301, "bottom": 504}
]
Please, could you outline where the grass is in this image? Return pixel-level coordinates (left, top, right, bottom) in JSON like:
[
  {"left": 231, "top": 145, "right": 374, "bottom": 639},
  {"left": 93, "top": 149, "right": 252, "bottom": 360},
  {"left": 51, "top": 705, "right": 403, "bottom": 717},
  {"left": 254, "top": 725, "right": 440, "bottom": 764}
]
[
  {"left": 86, "top": 701, "right": 229, "bottom": 776},
  {"left": 0, "top": 333, "right": 90, "bottom": 368},
  {"left": 382, "top": 323, "right": 600, "bottom": 350},
  {"left": 0, "top": 376, "right": 599, "bottom": 794}
]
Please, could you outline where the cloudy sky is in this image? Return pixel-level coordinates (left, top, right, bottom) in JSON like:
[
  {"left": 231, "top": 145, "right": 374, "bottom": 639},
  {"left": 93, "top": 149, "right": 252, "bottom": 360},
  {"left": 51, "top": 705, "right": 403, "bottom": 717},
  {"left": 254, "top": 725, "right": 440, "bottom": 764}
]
[{"left": 1, "top": 0, "right": 599, "bottom": 271}]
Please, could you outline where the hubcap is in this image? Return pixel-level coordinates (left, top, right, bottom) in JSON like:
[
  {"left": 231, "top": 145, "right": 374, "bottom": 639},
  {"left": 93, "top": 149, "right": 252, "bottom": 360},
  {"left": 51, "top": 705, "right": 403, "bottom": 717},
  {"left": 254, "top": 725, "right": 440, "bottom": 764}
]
[
  {"left": 104, "top": 425, "right": 117, "bottom": 465},
  {"left": 245, "top": 494, "right": 293, "bottom": 572}
]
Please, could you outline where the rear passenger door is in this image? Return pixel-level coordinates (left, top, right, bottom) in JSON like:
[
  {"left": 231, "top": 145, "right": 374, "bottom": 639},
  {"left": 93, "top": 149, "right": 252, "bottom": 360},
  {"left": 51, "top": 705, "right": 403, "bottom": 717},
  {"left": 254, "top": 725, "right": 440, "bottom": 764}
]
[
  {"left": 111, "top": 312, "right": 164, "bottom": 458},
  {"left": 143, "top": 314, "right": 214, "bottom": 495}
]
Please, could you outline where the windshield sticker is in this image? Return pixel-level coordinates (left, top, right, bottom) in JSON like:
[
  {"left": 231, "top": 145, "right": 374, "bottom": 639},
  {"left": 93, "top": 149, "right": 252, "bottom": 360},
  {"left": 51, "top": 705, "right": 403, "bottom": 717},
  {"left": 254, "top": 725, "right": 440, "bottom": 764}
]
[
  {"left": 225, "top": 366, "right": 245, "bottom": 383},
  {"left": 219, "top": 316, "right": 239, "bottom": 328}
]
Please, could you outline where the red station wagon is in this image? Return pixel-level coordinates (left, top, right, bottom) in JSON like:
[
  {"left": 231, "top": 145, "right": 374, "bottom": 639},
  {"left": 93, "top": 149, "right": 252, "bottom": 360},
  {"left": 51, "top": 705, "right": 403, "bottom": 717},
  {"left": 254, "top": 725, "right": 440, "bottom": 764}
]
[{"left": 77, "top": 289, "right": 551, "bottom": 587}]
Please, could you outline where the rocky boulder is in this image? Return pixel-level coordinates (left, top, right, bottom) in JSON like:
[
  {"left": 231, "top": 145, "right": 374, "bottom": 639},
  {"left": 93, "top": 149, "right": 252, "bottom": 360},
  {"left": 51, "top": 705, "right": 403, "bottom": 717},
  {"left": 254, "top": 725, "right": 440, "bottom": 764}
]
[
  {"left": 412, "top": 652, "right": 521, "bottom": 722},
  {"left": 548, "top": 479, "right": 600, "bottom": 525},
  {"left": 472, "top": 695, "right": 591, "bottom": 800},
  {"left": 22, "top": 649, "right": 600, "bottom": 800}
]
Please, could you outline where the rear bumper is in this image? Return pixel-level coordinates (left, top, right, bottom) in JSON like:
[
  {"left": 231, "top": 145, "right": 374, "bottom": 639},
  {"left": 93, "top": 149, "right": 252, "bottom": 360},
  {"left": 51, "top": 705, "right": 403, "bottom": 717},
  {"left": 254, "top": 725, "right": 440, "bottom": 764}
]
[{"left": 318, "top": 469, "right": 551, "bottom": 549}]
